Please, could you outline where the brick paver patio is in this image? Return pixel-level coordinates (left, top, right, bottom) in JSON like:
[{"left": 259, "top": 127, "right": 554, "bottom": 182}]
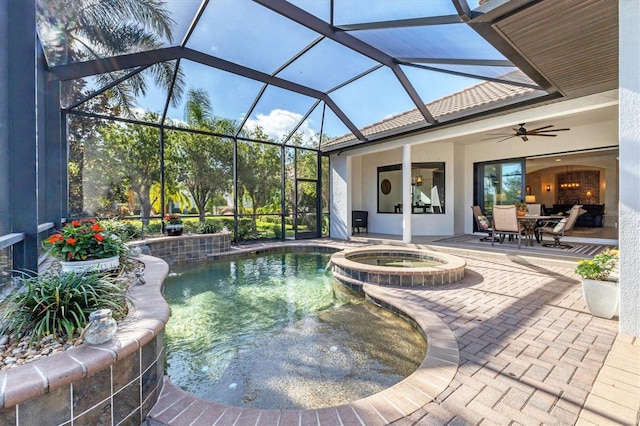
[{"left": 148, "top": 241, "right": 639, "bottom": 425}]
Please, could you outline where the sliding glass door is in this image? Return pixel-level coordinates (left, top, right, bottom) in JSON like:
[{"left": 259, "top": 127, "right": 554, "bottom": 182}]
[{"left": 474, "top": 159, "right": 525, "bottom": 220}]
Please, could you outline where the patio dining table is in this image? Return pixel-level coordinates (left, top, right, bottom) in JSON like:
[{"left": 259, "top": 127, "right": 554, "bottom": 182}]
[{"left": 517, "top": 215, "right": 552, "bottom": 246}]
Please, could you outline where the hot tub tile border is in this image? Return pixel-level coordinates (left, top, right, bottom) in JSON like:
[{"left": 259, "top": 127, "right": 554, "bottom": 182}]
[{"left": 331, "top": 246, "right": 466, "bottom": 289}]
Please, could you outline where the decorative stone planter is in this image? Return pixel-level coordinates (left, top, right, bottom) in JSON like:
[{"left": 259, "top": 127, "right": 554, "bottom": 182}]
[
  {"left": 0, "top": 255, "right": 169, "bottom": 425},
  {"left": 165, "top": 224, "right": 183, "bottom": 236},
  {"left": 582, "top": 278, "right": 619, "bottom": 319},
  {"left": 59, "top": 255, "right": 120, "bottom": 273}
]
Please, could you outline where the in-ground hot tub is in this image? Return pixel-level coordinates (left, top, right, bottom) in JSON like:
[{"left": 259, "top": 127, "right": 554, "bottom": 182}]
[{"left": 331, "top": 246, "right": 466, "bottom": 290}]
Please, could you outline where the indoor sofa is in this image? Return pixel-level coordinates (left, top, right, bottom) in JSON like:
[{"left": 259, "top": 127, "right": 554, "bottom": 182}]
[{"left": 544, "top": 203, "right": 605, "bottom": 227}]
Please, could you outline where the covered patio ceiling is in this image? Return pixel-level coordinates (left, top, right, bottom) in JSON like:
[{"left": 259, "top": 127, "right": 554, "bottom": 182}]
[{"left": 41, "top": 0, "right": 617, "bottom": 151}]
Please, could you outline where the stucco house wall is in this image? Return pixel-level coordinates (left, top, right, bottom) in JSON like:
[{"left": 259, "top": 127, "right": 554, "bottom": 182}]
[{"left": 347, "top": 142, "right": 455, "bottom": 236}]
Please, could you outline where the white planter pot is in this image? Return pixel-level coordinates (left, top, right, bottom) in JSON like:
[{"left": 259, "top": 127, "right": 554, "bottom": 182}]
[
  {"left": 581, "top": 278, "right": 619, "bottom": 319},
  {"left": 60, "top": 255, "right": 120, "bottom": 273}
]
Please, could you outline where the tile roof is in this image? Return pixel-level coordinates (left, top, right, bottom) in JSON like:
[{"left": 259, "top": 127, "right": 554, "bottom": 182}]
[{"left": 324, "top": 71, "right": 542, "bottom": 148}]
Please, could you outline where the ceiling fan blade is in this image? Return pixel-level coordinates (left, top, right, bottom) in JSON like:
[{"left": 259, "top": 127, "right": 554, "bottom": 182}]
[
  {"left": 528, "top": 125, "right": 554, "bottom": 132},
  {"left": 495, "top": 135, "right": 516, "bottom": 143},
  {"left": 481, "top": 134, "right": 513, "bottom": 140},
  {"left": 533, "top": 128, "right": 570, "bottom": 133},
  {"left": 484, "top": 123, "right": 569, "bottom": 143}
]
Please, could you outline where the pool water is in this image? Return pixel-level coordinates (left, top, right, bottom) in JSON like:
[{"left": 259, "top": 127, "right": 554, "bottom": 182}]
[
  {"left": 355, "top": 256, "right": 441, "bottom": 268},
  {"left": 163, "top": 252, "right": 426, "bottom": 409}
]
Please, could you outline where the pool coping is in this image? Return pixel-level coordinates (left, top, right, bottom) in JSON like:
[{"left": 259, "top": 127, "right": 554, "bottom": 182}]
[{"left": 148, "top": 243, "right": 459, "bottom": 425}]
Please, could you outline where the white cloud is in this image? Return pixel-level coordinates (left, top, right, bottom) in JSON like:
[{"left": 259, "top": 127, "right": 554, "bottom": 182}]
[{"left": 245, "top": 109, "right": 317, "bottom": 142}]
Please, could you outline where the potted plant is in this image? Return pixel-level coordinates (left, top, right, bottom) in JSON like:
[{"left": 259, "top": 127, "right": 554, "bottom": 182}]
[
  {"left": 44, "top": 218, "right": 126, "bottom": 272},
  {"left": 575, "top": 249, "right": 619, "bottom": 318},
  {"left": 164, "top": 213, "right": 184, "bottom": 236}
]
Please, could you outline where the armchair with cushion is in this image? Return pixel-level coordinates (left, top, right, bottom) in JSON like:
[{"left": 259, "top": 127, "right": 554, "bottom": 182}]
[
  {"left": 491, "top": 205, "right": 525, "bottom": 248},
  {"left": 545, "top": 204, "right": 605, "bottom": 227},
  {"left": 535, "top": 204, "right": 582, "bottom": 248}
]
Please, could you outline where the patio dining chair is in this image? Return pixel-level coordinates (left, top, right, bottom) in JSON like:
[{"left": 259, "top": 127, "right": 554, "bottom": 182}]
[
  {"left": 526, "top": 203, "right": 542, "bottom": 215},
  {"left": 535, "top": 204, "right": 583, "bottom": 248},
  {"left": 471, "top": 205, "right": 495, "bottom": 241},
  {"left": 491, "top": 205, "right": 524, "bottom": 248}
]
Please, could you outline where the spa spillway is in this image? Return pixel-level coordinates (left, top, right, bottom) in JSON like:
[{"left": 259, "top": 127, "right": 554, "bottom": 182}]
[{"left": 331, "top": 246, "right": 466, "bottom": 289}]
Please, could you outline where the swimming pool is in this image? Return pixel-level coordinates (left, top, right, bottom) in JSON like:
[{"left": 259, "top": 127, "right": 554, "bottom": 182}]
[{"left": 163, "top": 251, "right": 426, "bottom": 409}]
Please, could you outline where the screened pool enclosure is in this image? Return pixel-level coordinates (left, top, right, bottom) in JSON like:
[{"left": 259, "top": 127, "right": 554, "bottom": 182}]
[{"left": 1, "top": 0, "right": 571, "bottom": 277}]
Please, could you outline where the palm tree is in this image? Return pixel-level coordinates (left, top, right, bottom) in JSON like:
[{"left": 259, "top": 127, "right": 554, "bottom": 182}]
[
  {"left": 37, "top": 0, "right": 183, "bottom": 114},
  {"left": 41, "top": 0, "right": 185, "bottom": 220}
]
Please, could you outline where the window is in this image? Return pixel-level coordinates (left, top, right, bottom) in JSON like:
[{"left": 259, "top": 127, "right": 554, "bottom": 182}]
[{"left": 378, "top": 162, "right": 445, "bottom": 214}]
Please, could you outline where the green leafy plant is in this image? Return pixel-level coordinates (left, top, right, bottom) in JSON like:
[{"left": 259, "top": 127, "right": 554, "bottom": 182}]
[
  {"left": 0, "top": 270, "right": 128, "bottom": 343},
  {"left": 237, "top": 218, "right": 255, "bottom": 241},
  {"left": 575, "top": 249, "right": 619, "bottom": 281},
  {"left": 144, "top": 221, "right": 162, "bottom": 235},
  {"left": 273, "top": 224, "right": 282, "bottom": 239},
  {"left": 181, "top": 218, "right": 199, "bottom": 233},
  {"left": 44, "top": 219, "right": 126, "bottom": 261},
  {"left": 197, "top": 220, "right": 220, "bottom": 234},
  {"left": 102, "top": 220, "right": 141, "bottom": 242}
]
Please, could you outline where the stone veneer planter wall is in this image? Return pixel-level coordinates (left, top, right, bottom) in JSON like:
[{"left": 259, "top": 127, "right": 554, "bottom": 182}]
[
  {"left": 0, "top": 254, "right": 169, "bottom": 426},
  {"left": 130, "top": 231, "right": 232, "bottom": 265},
  {"left": 0, "top": 232, "right": 232, "bottom": 425}
]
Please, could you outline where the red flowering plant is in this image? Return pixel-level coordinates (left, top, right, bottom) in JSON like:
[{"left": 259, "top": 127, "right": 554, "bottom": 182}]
[
  {"left": 44, "top": 219, "right": 126, "bottom": 261},
  {"left": 163, "top": 213, "right": 183, "bottom": 225}
]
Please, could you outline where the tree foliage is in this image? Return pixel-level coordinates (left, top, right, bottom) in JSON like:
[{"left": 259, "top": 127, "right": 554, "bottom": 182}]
[
  {"left": 38, "top": 0, "right": 183, "bottom": 115},
  {"left": 95, "top": 115, "right": 163, "bottom": 223},
  {"left": 59, "top": 0, "right": 182, "bottom": 216},
  {"left": 237, "top": 130, "right": 282, "bottom": 231},
  {"left": 169, "top": 88, "right": 235, "bottom": 222}
]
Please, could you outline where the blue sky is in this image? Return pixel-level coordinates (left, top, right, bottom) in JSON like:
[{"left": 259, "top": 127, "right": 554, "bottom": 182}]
[{"left": 124, "top": 0, "right": 505, "bottom": 140}]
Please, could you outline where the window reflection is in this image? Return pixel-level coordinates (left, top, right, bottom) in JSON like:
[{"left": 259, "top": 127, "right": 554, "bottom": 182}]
[
  {"left": 378, "top": 163, "right": 445, "bottom": 214},
  {"left": 474, "top": 159, "right": 525, "bottom": 221}
]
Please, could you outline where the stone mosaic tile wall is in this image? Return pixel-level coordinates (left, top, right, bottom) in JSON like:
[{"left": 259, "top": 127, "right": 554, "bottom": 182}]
[
  {"left": 0, "top": 246, "right": 11, "bottom": 297},
  {"left": 0, "top": 255, "right": 169, "bottom": 426},
  {"left": 131, "top": 232, "right": 231, "bottom": 265}
]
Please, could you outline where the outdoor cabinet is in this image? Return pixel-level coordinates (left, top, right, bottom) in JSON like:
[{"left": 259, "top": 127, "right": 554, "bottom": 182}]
[{"left": 352, "top": 210, "right": 368, "bottom": 234}]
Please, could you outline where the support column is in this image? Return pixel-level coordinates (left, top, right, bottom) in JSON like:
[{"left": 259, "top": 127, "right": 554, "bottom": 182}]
[
  {"left": 329, "top": 154, "right": 350, "bottom": 240},
  {"left": 0, "top": 0, "right": 10, "bottom": 236},
  {"left": 8, "top": 1, "right": 38, "bottom": 271},
  {"left": 402, "top": 144, "right": 412, "bottom": 243},
  {"left": 43, "top": 64, "right": 65, "bottom": 227},
  {"left": 618, "top": 0, "right": 640, "bottom": 337}
]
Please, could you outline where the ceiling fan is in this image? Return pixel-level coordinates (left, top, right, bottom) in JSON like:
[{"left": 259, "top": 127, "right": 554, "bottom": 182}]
[{"left": 483, "top": 123, "right": 570, "bottom": 143}]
